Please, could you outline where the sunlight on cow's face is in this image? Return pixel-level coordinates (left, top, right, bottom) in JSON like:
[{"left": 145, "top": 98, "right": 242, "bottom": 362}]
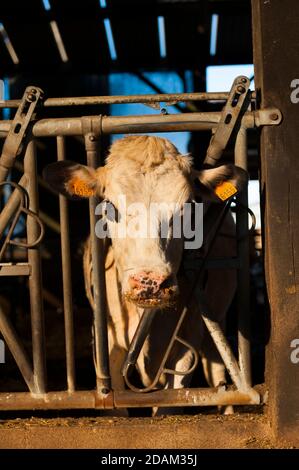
[
  {"left": 43, "top": 135, "right": 248, "bottom": 310},
  {"left": 103, "top": 159, "right": 193, "bottom": 308}
]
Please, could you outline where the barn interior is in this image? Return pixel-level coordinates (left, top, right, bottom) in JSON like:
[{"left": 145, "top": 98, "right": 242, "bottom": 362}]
[{"left": 0, "top": 0, "right": 266, "bottom": 416}]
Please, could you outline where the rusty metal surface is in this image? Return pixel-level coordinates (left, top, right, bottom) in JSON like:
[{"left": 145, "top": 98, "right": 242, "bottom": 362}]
[
  {"left": 0, "top": 263, "right": 30, "bottom": 276},
  {"left": 0, "top": 91, "right": 257, "bottom": 109},
  {"left": 57, "top": 136, "right": 76, "bottom": 392},
  {"left": 0, "top": 109, "right": 281, "bottom": 138},
  {"left": 83, "top": 120, "right": 111, "bottom": 394},
  {"left": 0, "top": 87, "right": 282, "bottom": 411},
  {"left": 0, "top": 386, "right": 261, "bottom": 410},
  {"left": 235, "top": 127, "right": 252, "bottom": 388},
  {"left": 24, "top": 141, "right": 47, "bottom": 394},
  {"left": 123, "top": 307, "right": 199, "bottom": 393}
]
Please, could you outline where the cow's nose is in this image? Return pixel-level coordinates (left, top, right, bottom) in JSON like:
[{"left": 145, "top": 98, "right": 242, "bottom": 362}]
[{"left": 129, "top": 271, "right": 170, "bottom": 294}]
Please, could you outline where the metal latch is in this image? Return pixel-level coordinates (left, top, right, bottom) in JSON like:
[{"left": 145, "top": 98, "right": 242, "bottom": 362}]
[
  {"left": 204, "top": 75, "right": 251, "bottom": 166},
  {"left": 0, "top": 86, "right": 44, "bottom": 182}
]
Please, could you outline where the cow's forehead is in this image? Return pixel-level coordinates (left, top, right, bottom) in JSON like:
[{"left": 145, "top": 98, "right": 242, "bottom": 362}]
[{"left": 104, "top": 158, "right": 192, "bottom": 206}]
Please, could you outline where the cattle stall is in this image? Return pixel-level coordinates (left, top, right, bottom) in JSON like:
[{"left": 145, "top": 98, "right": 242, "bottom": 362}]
[
  {"left": 0, "top": 0, "right": 298, "bottom": 450},
  {"left": 0, "top": 81, "right": 279, "bottom": 405}
]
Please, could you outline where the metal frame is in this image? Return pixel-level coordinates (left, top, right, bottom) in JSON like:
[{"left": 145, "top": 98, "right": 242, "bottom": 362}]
[{"left": 0, "top": 87, "right": 281, "bottom": 410}]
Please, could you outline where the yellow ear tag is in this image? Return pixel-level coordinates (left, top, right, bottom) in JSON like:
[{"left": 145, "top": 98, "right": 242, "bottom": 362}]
[
  {"left": 70, "top": 178, "right": 95, "bottom": 197},
  {"left": 215, "top": 181, "right": 237, "bottom": 201}
]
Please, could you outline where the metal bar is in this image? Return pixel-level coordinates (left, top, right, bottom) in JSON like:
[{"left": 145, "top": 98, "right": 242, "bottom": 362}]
[
  {"left": 0, "top": 386, "right": 260, "bottom": 410},
  {"left": 204, "top": 76, "right": 251, "bottom": 166},
  {"left": 235, "top": 127, "right": 252, "bottom": 388},
  {"left": 24, "top": 141, "right": 47, "bottom": 394},
  {"left": 133, "top": 72, "right": 187, "bottom": 112},
  {"left": 0, "top": 263, "right": 30, "bottom": 276},
  {"left": 0, "top": 174, "right": 27, "bottom": 238},
  {"left": 121, "top": 309, "right": 157, "bottom": 378},
  {"left": 0, "top": 86, "right": 43, "bottom": 182},
  {"left": 83, "top": 121, "right": 111, "bottom": 393},
  {"left": 38, "top": 210, "right": 60, "bottom": 234},
  {"left": 0, "top": 91, "right": 257, "bottom": 109},
  {"left": 0, "top": 307, "right": 35, "bottom": 392},
  {"left": 57, "top": 136, "right": 76, "bottom": 392},
  {"left": 0, "top": 112, "right": 258, "bottom": 137},
  {"left": 194, "top": 288, "right": 258, "bottom": 403}
]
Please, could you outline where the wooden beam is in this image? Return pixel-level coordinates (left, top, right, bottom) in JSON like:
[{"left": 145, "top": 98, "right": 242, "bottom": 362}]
[{"left": 251, "top": 0, "right": 299, "bottom": 445}]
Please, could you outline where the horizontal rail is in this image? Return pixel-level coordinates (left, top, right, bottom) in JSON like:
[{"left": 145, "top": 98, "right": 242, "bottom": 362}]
[
  {"left": 0, "top": 91, "right": 257, "bottom": 109},
  {"left": 0, "top": 263, "right": 30, "bottom": 276},
  {"left": 0, "top": 386, "right": 261, "bottom": 410},
  {"left": 0, "top": 112, "right": 256, "bottom": 137}
]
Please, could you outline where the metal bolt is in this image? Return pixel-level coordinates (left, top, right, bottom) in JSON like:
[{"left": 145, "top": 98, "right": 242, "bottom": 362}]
[
  {"left": 270, "top": 112, "right": 279, "bottom": 121},
  {"left": 240, "top": 78, "right": 247, "bottom": 83},
  {"left": 30, "top": 88, "right": 37, "bottom": 94},
  {"left": 237, "top": 85, "right": 246, "bottom": 94},
  {"left": 89, "top": 134, "right": 96, "bottom": 141},
  {"left": 101, "top": 388, "right": 110, "bottom": 395},
  {"left": 161, "top": 108, "right": 168, "bottom": 115},
  {"left": 27, "top": 93, "right": 36, "bottom": 102}
]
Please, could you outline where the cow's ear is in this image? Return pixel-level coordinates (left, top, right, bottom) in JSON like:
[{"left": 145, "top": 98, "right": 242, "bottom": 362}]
[
  {"left": 192, "top": 164, "right": 248, "bottom": 202},
  {"left": 43, "top": 160, "right": 106, "bottom": 200}
]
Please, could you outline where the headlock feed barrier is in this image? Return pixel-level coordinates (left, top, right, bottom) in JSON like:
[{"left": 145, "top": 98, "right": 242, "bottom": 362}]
[{"left": 0, "top": 77, "right": 282, "bottom": 410}]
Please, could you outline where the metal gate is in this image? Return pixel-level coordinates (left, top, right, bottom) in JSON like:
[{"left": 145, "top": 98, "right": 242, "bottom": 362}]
[{"left": 0, "top": 79, "right": 281, "bottom": 410}]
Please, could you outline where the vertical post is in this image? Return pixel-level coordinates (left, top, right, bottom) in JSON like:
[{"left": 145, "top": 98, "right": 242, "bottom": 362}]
[
  {"left": 235, "top": 126, "right": 251, "bottom": 387},
  {"left": 252, "top": 0, "right": 299, "bottom": 445},
  {"left": 57, "top": 136, "right": 76, "bottom": 392},
  {"left": 84, "top": 125, "right": 111, "bottom": 393},
  {"left": 24, "top": 140, "right": 47, "bottom": 394}
]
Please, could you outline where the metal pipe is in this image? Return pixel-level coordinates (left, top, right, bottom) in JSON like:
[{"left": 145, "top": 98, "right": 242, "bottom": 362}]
[
  {"left": 122, "top": 309, "right": 157, "bottom": 378},
  {"left": 24, "top": 141, "right": 47, "bottom": 394},
  {"left": 57, "top": 136, "right": 76, "bottom": 392},
  {"left": 0, "top": 174, "right": 27, "bottom": 238},
  {"left": 194, "top": 288, "right": 258, "bottom": 402},
  {"left": 235, "top": 127, "right": 252, "bottom": 388},
  {"left": 0, "top": 263, "right": 30, "bottom": 276},
  {"left": 0, "top": 91, "right": 257, "bottom": 109},
  {"left": 83, "top": 123, "right": 111, "bottom": 393},
  {"left": 0, "top": 306, "right": 35, "bottom": 392},
  {"left": 0, "top": 112, "right": 257, "bottom": 137},
  {"left": 0, "top": 386, "right": 260, "bottom": 410}
]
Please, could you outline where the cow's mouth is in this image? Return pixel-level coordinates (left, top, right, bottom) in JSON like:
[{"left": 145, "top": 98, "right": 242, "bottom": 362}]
[{"left": 124, "top": 286, "right": 179, "bottom": 308}]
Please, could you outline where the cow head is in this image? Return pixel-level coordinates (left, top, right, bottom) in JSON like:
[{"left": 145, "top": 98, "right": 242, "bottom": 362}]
[{"left": 44, "top": 135, "right": 247, "bottom": 308}]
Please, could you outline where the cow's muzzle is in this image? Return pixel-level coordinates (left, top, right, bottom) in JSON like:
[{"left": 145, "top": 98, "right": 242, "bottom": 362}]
[{"left": 125, "top": 271, "right": 179, "bottom": 308}]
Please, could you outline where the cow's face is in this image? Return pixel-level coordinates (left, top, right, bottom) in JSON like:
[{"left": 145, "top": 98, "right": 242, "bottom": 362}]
[{"left": 44, "top": 135, "right": 247, "bottom": 308}]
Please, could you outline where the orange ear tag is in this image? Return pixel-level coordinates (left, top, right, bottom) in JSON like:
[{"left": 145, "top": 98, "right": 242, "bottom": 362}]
[
  {"left": 70, "top": 178, "right": 95, "bottom": 197},
  {"left": 215, "top": 181, "right": 237, "bottom": 201}
]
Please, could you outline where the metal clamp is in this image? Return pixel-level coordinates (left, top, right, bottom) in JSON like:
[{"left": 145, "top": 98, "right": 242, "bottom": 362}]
[
  {"left": 204, "top": 75, "right": 251, "bottom": 166},
  {"left": 122, "top": 307, "right": 199, "bottom": 393},
  {"left": 0, "top": 181, "right": 45, "bottom": 261},
  {"left": 0, "top": 86, "right": 44, "bottom": 182}
]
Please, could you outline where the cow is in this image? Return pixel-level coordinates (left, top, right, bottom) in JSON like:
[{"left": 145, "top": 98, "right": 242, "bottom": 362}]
[{"left": 44, "top": 135, "right": 247, "bottom": 415}]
